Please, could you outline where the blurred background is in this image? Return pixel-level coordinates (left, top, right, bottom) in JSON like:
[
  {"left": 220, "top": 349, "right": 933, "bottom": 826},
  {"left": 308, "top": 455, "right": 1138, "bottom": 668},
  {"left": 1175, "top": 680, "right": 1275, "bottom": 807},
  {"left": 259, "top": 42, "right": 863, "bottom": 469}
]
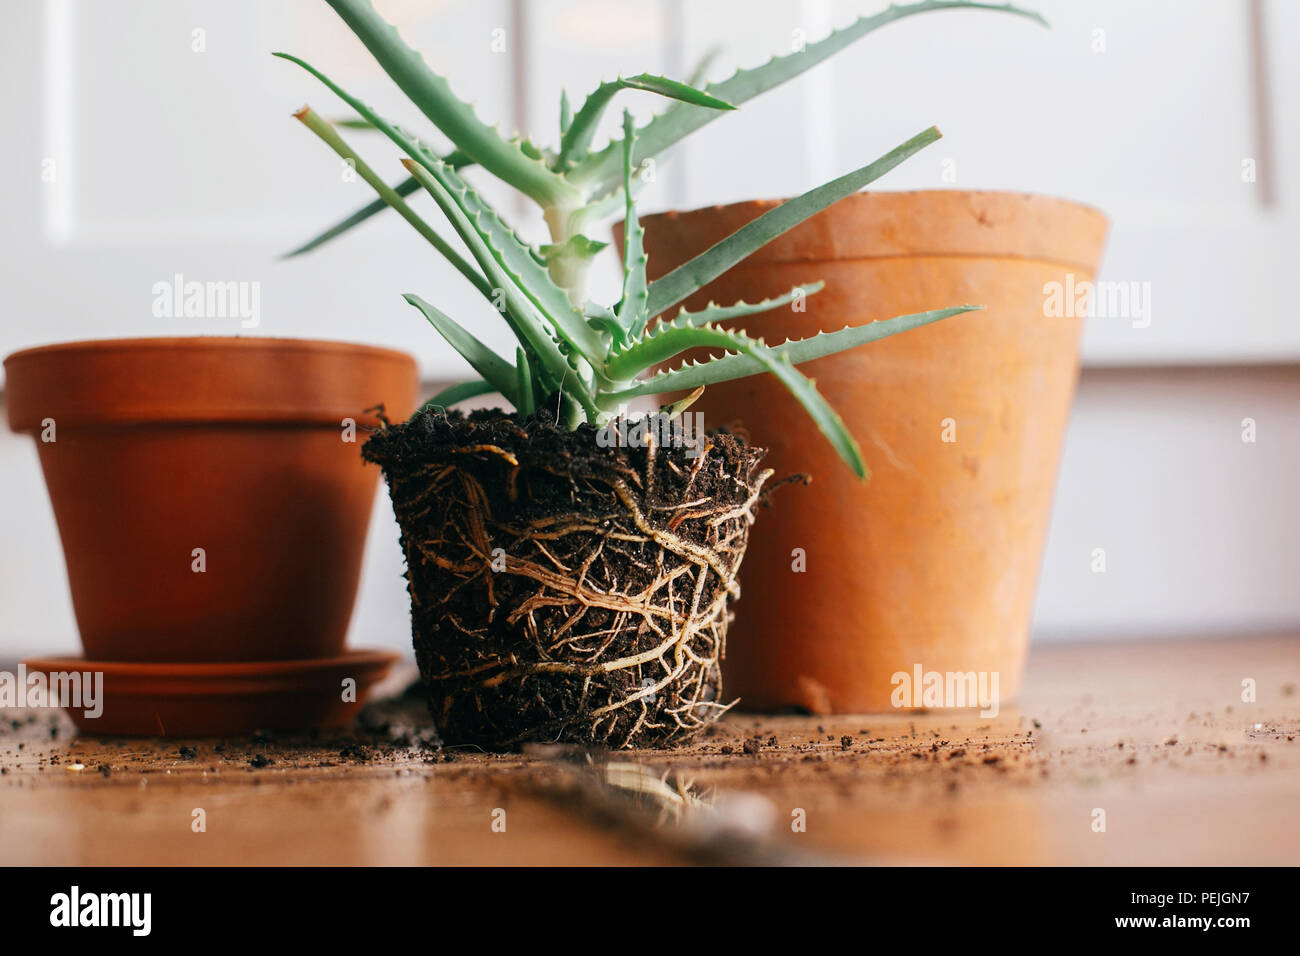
[{"left": 1, "top": 0, "right": 1297, "bottom": 657}]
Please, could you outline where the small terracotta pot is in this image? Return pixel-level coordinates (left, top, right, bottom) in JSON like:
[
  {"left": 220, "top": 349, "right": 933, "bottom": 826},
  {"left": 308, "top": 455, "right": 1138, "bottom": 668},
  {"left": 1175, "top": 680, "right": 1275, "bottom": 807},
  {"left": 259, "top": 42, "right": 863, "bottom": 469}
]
[
  {"left": 636, "top": 191, "right": 1108, "bottom": 713},
  {"left": 4, "top": 337, "right": 418, "bottom": 663}
]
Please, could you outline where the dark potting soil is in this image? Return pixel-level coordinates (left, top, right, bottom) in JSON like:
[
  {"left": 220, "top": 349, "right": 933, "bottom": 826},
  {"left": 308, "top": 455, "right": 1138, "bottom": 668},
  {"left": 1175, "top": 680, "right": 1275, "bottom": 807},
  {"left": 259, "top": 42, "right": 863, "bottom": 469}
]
[{"left": 363, "top": 405, "right": 773, "bottom": 750}]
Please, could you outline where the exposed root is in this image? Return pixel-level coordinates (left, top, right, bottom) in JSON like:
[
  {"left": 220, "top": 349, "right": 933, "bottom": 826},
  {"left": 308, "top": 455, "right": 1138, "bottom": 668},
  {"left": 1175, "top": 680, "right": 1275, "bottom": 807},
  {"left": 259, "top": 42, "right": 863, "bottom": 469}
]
[{"left": 364, "top": 408, "right": 769, "bottom": 750}]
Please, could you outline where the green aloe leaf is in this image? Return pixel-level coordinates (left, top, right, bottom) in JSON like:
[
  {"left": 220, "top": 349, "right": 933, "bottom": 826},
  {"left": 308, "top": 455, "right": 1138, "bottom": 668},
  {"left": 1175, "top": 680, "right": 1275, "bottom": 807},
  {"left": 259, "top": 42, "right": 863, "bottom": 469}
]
[
  {"left": 330, "top": 116, "right": 381, "bottom": 130},
  {"left": 400, "top": 159, "right": 599, "bottom": 419},
  {"left": 760, "top": 350, "right": 867, "bottom": 477},
  {"left": 514, "top": 347, "right": 536, "bottom": 417},
  {"left": 672, "top": 282, "right": 824, "bottom": 327},
  {"left": 584, "top": 302, "right": 625, "bottom": 345},
  {"left": 604, "top": 305, "right": 981, "bottom": 402},
  {"left": 566, "top": 0, "right": 1046, "bottom": 195},
  {"left": 603, "top": 320, "right": 866, "bottom": 477},
  {"left": 539, "top": 233, "right": 609, "bottom": 280},
  {"left": 556, "top": 73, "right": 734, "bottom": 171},
  {"left": 404, "top": 294, "right": 519, "bottom": 406},
  {"left": 404, "top": 159, "right": 606, "bottom": 366},
  {"left": 320, "top": 0, "right": 581, "bottom": 207},
  {"left": 603, "top": 315, "right": 736, "bottom": 379},
  {"left": 662, "top": 385, "right": 705, "bottom": 420},
  {"left": 539, "top": 234, "right": 608, "bottom": 260},
  {"left": 560, "top": 88, "right": 573, "bottom": 138},
  {"left": 422, "top": 378, "right": 500, "bottom": 413},
  {"left": 614, "top": 111, "right": 650, "bottom": 338},
  {"left": 645, "top": 126, "right": 941, "bottom": 318}
]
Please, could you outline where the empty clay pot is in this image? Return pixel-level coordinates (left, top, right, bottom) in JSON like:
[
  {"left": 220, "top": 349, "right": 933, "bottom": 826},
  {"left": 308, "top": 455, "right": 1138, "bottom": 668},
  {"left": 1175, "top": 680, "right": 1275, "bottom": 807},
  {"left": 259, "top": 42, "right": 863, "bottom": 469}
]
[
  {"left": 637, "top": 191, "right": 1108, "bottom": 713},
  {"left": 4, "top": 337, "right": 418, "bottom": 663}
]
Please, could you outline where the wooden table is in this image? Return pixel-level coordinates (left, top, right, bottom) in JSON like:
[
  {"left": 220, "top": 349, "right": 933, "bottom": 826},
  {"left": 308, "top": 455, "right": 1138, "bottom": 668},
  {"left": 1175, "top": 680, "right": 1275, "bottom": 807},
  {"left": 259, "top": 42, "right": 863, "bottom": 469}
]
[{"left": 1, "top": 635, "right": 1296, "bottom": 866}]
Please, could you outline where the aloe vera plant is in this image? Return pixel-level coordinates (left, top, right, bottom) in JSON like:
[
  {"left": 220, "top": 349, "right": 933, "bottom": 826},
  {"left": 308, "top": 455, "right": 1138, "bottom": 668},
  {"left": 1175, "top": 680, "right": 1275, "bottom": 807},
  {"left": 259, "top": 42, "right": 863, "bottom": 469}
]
[{"left": 280, "top": 0, "right": 1045, "bottom": 476}]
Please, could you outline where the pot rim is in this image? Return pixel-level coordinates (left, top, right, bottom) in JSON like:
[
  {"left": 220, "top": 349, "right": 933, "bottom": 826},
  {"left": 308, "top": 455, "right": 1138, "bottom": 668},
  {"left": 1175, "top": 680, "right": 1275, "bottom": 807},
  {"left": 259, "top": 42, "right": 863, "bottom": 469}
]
[
  {"left": 4, "top": 335, "right": 419, "bottom": 431},
  {"left": 635, "top": 188, "right": 1110, "bottom": 273},
  {"left": 643, "top": 187, "right": 1107, "bottom": 223},
  {"left": 3, "top": 334, "right": 414, "bottom": 367}
]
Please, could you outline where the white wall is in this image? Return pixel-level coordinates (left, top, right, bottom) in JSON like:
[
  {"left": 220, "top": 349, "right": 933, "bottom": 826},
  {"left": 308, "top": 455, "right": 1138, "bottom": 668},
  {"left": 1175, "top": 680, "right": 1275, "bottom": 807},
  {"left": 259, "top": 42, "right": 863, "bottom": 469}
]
[
  {"left": 1, "top": 0, "right": 1297, "bottom": 656},
  {"left": 1034, "top": 365, "right": 1300, "bottom": 641}
]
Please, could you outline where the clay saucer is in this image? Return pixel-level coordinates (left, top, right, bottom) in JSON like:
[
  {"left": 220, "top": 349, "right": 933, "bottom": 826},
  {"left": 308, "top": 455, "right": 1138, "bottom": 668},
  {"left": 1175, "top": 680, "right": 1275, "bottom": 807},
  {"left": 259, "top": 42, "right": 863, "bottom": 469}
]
[{"left": 22, "top": 649, "right": 401, "bottom": 737}]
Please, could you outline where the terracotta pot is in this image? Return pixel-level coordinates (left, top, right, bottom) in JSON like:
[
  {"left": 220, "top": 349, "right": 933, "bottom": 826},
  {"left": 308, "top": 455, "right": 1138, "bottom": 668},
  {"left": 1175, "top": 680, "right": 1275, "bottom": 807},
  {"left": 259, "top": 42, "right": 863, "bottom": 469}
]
[
  {"left": 636, "top": 191, "right": 1108, "bottom": 713},
  {"left": 4, "top": 337, "right": 418, "bottom": 663}
]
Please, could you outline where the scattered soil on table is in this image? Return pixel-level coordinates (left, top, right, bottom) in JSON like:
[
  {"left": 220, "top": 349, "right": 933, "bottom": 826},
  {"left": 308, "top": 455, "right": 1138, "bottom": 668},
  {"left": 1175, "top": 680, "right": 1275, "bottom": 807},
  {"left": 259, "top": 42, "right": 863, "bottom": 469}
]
[{"left": 2, "top": 639, "right": 1296, "bottom": 865}]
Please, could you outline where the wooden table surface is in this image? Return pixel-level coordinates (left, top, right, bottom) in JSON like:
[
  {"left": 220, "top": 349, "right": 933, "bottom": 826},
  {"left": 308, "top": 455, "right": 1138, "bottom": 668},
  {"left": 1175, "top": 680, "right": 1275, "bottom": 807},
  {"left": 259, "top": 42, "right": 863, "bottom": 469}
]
[{"left": 1, "top": 635, "right": 1296, "bottom": 866}]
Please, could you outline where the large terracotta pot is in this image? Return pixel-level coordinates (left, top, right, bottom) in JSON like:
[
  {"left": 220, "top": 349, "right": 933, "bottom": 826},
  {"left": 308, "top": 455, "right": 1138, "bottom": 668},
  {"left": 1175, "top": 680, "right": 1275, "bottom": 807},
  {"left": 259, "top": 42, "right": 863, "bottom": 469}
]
[
  {"left": 4, "top": 337, "right": 418, "bottom": 663},
  {"left": 637, "top": 191, "right": 1108, "bottom": 713}
]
